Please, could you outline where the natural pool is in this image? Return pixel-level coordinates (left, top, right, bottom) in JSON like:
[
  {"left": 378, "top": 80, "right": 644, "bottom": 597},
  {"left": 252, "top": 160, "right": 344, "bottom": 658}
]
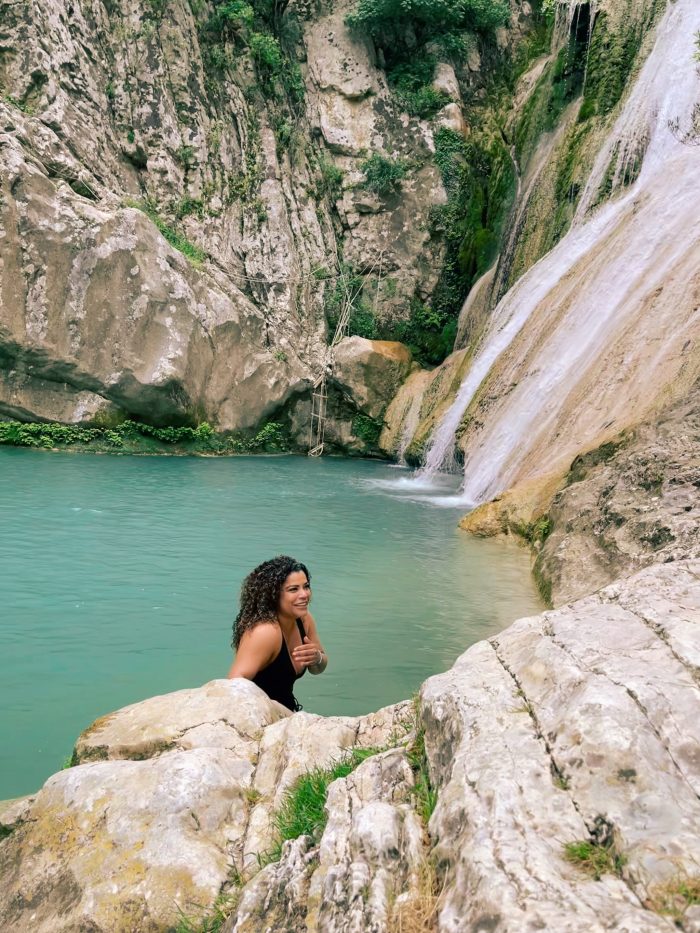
[{"left": 0, "top": 449, "right": 543, "bottom": 799}]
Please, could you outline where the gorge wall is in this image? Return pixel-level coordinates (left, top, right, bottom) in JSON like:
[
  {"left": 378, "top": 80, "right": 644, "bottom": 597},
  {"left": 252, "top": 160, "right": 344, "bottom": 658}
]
[{"left": 0, "top": 0, "right": 532, "bottom": 448}]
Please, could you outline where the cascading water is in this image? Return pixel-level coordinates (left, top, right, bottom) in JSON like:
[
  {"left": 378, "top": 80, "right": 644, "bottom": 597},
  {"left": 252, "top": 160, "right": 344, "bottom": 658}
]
[{"left": 416, "top": 0, "right": 700, "bottom": 506}]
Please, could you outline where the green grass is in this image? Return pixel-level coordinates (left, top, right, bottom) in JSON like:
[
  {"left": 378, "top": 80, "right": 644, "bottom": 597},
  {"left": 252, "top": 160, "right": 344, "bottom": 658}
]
[
  {"left": 174, "top": 891, "right": 241, "bottom": 933},
  {"left": 563, "top": 839, "right": 627, "bottom": 881},
  {"left": 124, "top": 199, "right": 206, "bottom": 264},
  {"left": 359, "top": 153, "right": 407, "bottom": 197},
  {"left": 262, "top": 747, "right": 383, "bottom": 864},
  {"left": 406, "top": 728, "right": 437, "bottom": 825}
]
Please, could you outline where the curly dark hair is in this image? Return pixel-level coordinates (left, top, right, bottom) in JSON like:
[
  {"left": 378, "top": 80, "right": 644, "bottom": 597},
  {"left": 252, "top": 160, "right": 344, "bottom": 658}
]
[{"left": 232, "top": 555, "right": 311, "bottom": 649}]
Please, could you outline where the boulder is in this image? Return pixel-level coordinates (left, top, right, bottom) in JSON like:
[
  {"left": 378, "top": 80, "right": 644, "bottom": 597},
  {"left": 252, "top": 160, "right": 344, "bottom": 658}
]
[
  {"left": 432, "top": 63, "right": 460, "bottom": 101},
  {"left": 227, "top": 748, "right": 425, "bottom": 933},
  {"left": 332, "top": 337, "right": 413, "bottom": 421},
  {"left": 434, "top": 102, "right": 466, "bottom": 134},
  {"left": 74, "top": 678, "right": 290, "bottom": 764},
  {"left": 0, "top": 748, "right": 255, "bottom": 932}
]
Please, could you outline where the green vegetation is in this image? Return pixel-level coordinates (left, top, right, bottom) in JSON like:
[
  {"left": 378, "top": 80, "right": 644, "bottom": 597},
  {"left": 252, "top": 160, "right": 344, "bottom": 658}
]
[
  {"left": 387, "top": 55, "right": 450, "bottom": 119},
  {"left": 324, "top": 264, "right": 379, "bottom": 341},
  {"left": 174, "top": 891, "right": 241, "bottom": 933},
  {"left": 2, "top": 94, "right": 35, "bottom": 114},
  {"left": 174, "top": 144, "right": 197, "bottom": 169},
  {"left": 263, "top": 747, "right": 383, "bottom": 864},
  {"left": 516, "top": 514, "right": 552, "bottom": 547},
  {"left": 346, "top": 0, "right": 507, "bottom": 126},
  {"left": 359, "top": 153, "right": 407, "bottom": 197},
  {"left": 532, "top": 560, "right": 553, "bottom": 608},
  {"left": 226, "top": 113, "right": 262, "bottom": 205},
  {"left": 391, "top": 299, "right": 457, "bottom": 367},
  {"left": 427, "top": 125, "right": 515, "bottom": 354},
  {"left": 62, "top": 750, "right": 78, "bottom": 770},
  {"left": 0, "top": 420, "right": 292, "bottom": 456},
  {"left": 352, "top": 414, "right": 383, "bottom": 447},
  {"left": 199, "top": 0, "right": 305, "bottom": 107},
  {"left": 578, "top": 8, "right": 659, "bottom": 122},
  {"left": 406, "top": 728, "right": 437, "bottom": 825},
  {"left": 563, "top": 839, "right": 627, "bottom": 881},
  {"left": 314, "top": 158, "right": 344, "bottom": 201},
  {"left": 346, "top": 0, "right": 509, "bottom": 46},
  {"left": 0, "top": 825, "right": 13, "bottom": 841},
  {"left": 124, "top": 198, "right": 207, "bottom": 264}
]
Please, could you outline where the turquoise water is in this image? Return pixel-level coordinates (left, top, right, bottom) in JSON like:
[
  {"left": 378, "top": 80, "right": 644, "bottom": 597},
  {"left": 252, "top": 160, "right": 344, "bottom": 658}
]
[{"left": 0, "top": 449, "right": 542, "bottom": 798}]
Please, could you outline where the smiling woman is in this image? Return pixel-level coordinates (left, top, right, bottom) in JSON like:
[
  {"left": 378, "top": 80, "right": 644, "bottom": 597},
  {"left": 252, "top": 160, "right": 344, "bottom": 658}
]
[{"left": 228, "top": 555, "right": 328, "bottom": 711}]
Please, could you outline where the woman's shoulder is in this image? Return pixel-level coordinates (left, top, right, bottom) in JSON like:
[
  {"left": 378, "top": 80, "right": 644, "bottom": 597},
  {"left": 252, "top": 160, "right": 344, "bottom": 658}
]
[{"left": 240, "top": 620, "right": 282, "bottom": 646}]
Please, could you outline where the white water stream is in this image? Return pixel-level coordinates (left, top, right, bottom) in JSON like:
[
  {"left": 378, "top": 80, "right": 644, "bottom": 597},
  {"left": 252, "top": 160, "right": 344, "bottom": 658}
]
[{"left": 414, "top": 0, "right": 700, "bottom": 505}]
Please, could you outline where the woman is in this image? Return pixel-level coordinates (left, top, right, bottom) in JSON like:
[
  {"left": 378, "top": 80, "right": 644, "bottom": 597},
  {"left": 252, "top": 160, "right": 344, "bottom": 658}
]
[{"left": 227, "top": 555, "right": 327, "bottom": 711}]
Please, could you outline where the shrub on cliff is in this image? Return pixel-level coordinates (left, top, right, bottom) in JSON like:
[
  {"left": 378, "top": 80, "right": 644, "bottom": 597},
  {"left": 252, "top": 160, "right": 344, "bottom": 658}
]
[
  {"left": 346, "top": 0, "right": 509, "bottom": 44},
  {"left": 359, "top": 153, "right": 407, "bottom": 196}
]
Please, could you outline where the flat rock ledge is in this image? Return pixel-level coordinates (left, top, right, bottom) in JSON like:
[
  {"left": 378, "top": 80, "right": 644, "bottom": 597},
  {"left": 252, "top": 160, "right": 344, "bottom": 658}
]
[{"left": 1, "top": 560, "right": 699, "bottom": 932}]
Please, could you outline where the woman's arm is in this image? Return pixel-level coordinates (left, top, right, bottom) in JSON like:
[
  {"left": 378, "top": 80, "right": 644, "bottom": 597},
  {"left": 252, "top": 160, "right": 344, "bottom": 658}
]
[
  {"left": 292, "top": 612, "right": 327, "bottom": 675},
  {"left": 228, "top": 624, "right": 280, "bottom": 679}
]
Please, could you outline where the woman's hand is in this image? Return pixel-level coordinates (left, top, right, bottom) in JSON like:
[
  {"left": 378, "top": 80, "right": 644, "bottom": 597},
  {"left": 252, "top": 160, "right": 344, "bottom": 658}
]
[{"left": 292, "top": 636, "right": 327, "bottom": 673}]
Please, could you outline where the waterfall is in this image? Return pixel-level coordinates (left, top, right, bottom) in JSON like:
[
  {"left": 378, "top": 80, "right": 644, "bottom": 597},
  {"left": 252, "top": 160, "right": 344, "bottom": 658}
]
[{"left": 419, "top": 0, "right": 700, "bottom": 503}]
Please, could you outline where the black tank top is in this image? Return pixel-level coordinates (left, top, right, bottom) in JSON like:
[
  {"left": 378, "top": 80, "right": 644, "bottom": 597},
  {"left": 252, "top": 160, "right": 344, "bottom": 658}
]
[{"left": 252, "top": 618, "right": 306, "bottom": 711}]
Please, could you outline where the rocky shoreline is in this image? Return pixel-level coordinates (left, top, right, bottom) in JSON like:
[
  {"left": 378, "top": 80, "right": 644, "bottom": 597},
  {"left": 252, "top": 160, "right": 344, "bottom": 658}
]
[{"left": 1, "top": 538, "right": 698, "bottom": 931}]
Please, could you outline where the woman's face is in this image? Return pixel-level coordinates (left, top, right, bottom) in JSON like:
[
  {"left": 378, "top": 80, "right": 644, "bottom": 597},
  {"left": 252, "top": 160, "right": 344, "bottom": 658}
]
[{"left": 278, "top": 570, "right": 311, "bottom": 620}]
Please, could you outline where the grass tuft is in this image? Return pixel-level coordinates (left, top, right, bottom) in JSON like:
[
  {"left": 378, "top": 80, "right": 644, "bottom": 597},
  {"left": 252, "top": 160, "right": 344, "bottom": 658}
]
[
  {"left": 393, "top": 857, "right": 442, "bottom": 932},
  {"left": 124, "top": 198, "right": 207, "bottom": 264},
  {"left": 648, "top": 875, "right": 700, "bottom": 923},
  {"left": 173, "top": 891, "right": 241, "bottom": 933},
  {"left": 563, "top": 839, "right": 626, "bottom": 881},
  {"left": 406, "top": 727, "right": 437, "bottom": 825},
  {"left": 262, "top": 747, "right": 383, "bottom": 864}
]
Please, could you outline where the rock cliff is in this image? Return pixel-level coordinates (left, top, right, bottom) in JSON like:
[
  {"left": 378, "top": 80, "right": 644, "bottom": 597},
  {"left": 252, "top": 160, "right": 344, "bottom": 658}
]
[{"left": 1, "top": 0, "right": 531, "bottom": 442}]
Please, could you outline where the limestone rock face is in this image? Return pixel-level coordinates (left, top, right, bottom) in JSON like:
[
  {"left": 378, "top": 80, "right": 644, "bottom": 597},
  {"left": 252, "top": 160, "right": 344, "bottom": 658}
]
[
  {"left": 0, "top": 130, "right": 310, "bottom": 429},
  {"left": 74, "top": 678, "right": 290, "bottom": 763},
  {"left": 0, "top": 748, "right": 256, "bottom": 933},
  {"left": 422, "top": 559, "right": 700, "bottom": 932},
  {"left": 227, "top": 748, "right": 426, "bottom": 933},
  {"left": 535, "top": 385, "right": 700, "bottom": 605},
  {"left": 0, "top": 687, "right": 413, "bottom": 932},
  {"left": 0, "top": 0, "right": 451, "bottom": 435},
  {"left": 303, "top": 0, "right": 448, "bottom": 324}
]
